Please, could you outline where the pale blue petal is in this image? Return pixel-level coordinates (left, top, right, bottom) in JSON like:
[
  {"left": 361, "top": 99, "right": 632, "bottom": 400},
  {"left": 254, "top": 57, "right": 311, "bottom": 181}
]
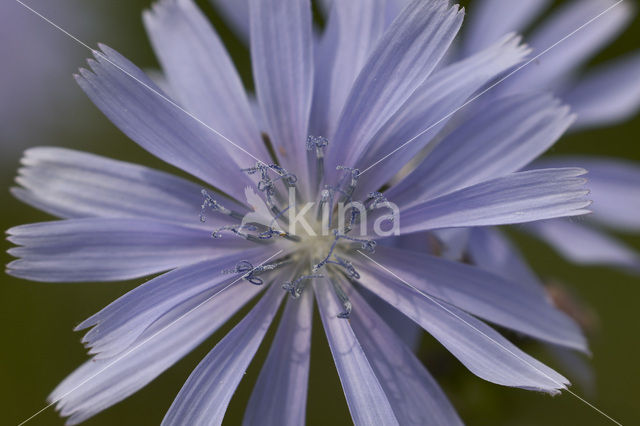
[
  {"left": 317, "top": 0, "right": 408, "bottom": 26},
  {"left": 566, "top": 52, "right": 640, "bottom": 129},
  {"left": 76, "top": 45, "right": 251, "bottom": 198},
  {"left": 143, "top": 0, "right": 270, "bottom": 166},
  {"left": 249, "top": 95, "right": 266, "bottom": 133},
  {"left": 74, "top": 251, "right": 265, "bottom": 359},
  {"left": 250, "top": 0, "right": 313, "bottom": 195},
  {"left": 504, "top": 0, "right": 633, "bottom": 92},
  {"left": 356, "top": 35, "right": 531, "bottom": 196},
  {"left": 310, "top": 0, "right": 385, "bottom": 138},
  {"left": 353, "top": 246, "right": 587, "bottom": 352},
  {"left": 361, "top": 289, "right": 422, "bottom": 351},
  {"left": 468, "top": 227, "right": 546, "bottom": 295},
  {"left": 348, "top": 285, "right": 463, "bottom": 426},
  {"left": 243, "top": 290, "right": 313, "bottom": 426},
  {"left": 12, "top": 147, "right": 243, "bottom": 225},
  {"left": 383, "top": 0, "right": 413, "bottom": 26},
  {"left": 526, "top": 219, "right": 640, "bottom": 273},
  {"left": 432, "top": 228, "right": 470, "bottom": 261},
  {"left": 327, "top": 0, "right": 464, "bottom": 172},
  {"left": 535, "top": 156, "right": 640, "bottom": 231},
  {"left": 7, "top": 218, "right": 251, "bottom": 282},
  {"left": 385, "top": 92, "right": 573, "bottom": 207},
  {"left": 314, "top": 278, "right": 399, "bottom": 426},
  {"left": 398, "top": 168, "right": 591, "bottom": 233},
  {"left": 49, "top": 282, "right": 262, "bottom": 425},
  {"left": 162, "top": 284, "right": 284, "bottom": 425},
  {"left": 464, "top": 0, "right": 550, "bottom": 53},
  {"left": 357, "top": 266, "right": 569, "bottom": 393}
]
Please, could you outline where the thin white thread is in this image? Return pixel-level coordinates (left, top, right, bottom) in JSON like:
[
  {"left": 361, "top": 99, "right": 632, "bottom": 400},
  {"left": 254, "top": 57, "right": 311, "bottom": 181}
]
[
  {"left": 13, "top": 0, "right": 627, "bottom": 424},
  {"left": 359, "top": 0, "right": 625, "bottom": 175},
  {"left": 14, "top": 0, "right": 273, "bottom": 172},
  {"left": 357, "top": 250, "right": 623, "bottom": 426},
  {"left": 16, "top": 250, "right": 284, "bottom": 426}
]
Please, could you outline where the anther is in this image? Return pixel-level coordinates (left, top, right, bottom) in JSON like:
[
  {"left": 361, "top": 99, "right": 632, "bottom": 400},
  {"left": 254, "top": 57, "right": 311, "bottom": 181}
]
[
  {"left": 316, "top": 188, "right": 332, "bottom": 224},
  {"left": 326, "top": 256, "right": 360, "bottom": 280},
  {"left": 212, "top": 224, "right": 272, "bottom": 244},
  {"left": 313, "top": 233, "right": 340, "bottom": 271},
  {"left": 336, "top": 166, "right": 360, "bottom": 203},
  {"left": 224, "top": 259, "right": 292, "bottom": 285},
  {"left": 307, "top": 135, "right": 329, "bottom": 188},
  {"left": 331, "top": 280, "right": 353, "bottom": 319},
  {"left": 282, "top": 274, "right": 323, "bottom": 298},
  {"left": 334, "top": 231, "right": 377, "bottom": 253},
  {"left": 364, "top": 191, "right": 396, "bottom": 224},
  {"left": 200, "top": 189, "right": 244, "bottom": 221}
]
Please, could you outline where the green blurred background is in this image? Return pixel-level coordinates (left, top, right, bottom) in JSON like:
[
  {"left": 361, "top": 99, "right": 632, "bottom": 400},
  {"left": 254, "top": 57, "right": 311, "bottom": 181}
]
[{"left": 1, "top": 0, "right": 638, "bottom": 424}]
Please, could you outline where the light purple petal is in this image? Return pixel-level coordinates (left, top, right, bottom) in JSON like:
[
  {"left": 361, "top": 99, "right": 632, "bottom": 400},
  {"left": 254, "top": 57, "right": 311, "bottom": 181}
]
[
  {"left": 356, "top": 264, "right": 569, "bottom": 393},
  {"left": 143, "top": 0, "right": 270, "bottom": 166},
  {"left": 382, "top": 0, "right": 413, "bottom": 26},
  {"left": 49, "top": 281, "right": 262, "bottom": 425},
  {"left": 11, "top": 147, "right": 243, "bottom": 225},
  {"left": 463, "top": 0, "right": 550, "bottom": 53},
  {"left": 321, "top": 0, "right": 411, "bottom": 29},
  {"left": 468, "top": 227, "right": 546, "bottom": 295},
  {"left": 432, "top": 228, "right": 470, "bottom": 261},
  {"left": 75, "top": 45, "right": 251, "bottom": 198},
  {"left": 162, "top": 283, "right": 284, "bottom": 425},
  {"left": 314, "top": 278, "right": 399, "bottom": 426},
  {"left": 356, "top": 35, "right": 531, "bottom": 196},
  {"left": 398, "top": 168, "right": 591, "bottom": 234},
  {"left": 385, "top": 92, "right": 573, "bottom": 207},
  {"left": 310, "top": 0, "right": 385, "bottom": 138},
  {"left": 327, "top": 0, "right": 464, "bottom": 172},
  {"left": 565, "top": 51, "right": 640, "bottom": 129},
  {"left": 504, "top": 0, "right": 633, "bottom": 92},
  {"left": 244, "top": 290, "right": 313, "bottom": 426},
  {"left": 74, "top": 250, "right": 265, "bottom": 359},
  {"left": 250, "top": 0, "right": 313, "bottom": 195},
  {"left": 535, "top": 156, "right": 640, "bottom": 231},
  {"left": 7, "top": 218, "right": 251, "bottom": 282},
  {"left": 361, "top": 289, "right": 422, "bottom": 350},
  {"left": 353, "top": 246, "right": 587, "bottom": 352},
  {"left": 347, "top": 285, "right": 463, "bottom": 425},
  {"left": 526, "top": 219, "right": 640, "bottom": 273}
]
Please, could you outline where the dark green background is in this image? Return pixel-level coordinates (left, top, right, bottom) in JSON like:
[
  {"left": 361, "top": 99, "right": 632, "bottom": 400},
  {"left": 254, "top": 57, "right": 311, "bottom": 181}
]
[{"left": 2, "top": 0, "right": 638, "bottom": 424}]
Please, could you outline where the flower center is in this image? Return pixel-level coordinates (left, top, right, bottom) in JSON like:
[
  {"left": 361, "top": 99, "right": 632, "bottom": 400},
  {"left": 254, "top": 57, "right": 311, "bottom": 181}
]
[{"left": 199, "top": 136, "right": 396, "bottom": 318}]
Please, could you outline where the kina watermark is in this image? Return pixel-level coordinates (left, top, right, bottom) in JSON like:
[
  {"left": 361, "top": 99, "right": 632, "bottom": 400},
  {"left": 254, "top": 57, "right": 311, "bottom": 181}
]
[{"left": 238, "top": 186, "right": 400, "bottom": 238}]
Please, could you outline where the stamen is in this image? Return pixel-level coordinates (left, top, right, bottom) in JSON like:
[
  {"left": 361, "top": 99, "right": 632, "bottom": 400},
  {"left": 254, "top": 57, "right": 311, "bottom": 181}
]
[
  {"left": 364, "top": 192, "right": 386, "bottom": 210},
  {"left": 331, "top": 279, "right": 352, "bottom": 319},
  {"left": 268, "top": 164, "right": 298, "bottom": 188},
  {"left": 317, "top": 187, "right": 334, "bottom": 226},
  {"left": 307, "top": 135, "right": 328, "bottom": 188},
  {"left": 334, "top": 231, "right": 377, "bottom": 253},
  {"left": 336, "top": 166, "right": 360, "bottom": 203},
  {"left": 242, "top": 162, "right": 297, "bottom": 219},
  {"left": 200, "top": 189, "right": 244, "bottom": 222},
  {"left": 343, "top": 204, "right": 361, "bottom": 234},
  {"left": 212, "top": 224, "right": 272, "bottom": 244},
  {"left": 224, "top": 259, "right": 292, "bottom": 285},
  {"left": 282, "top": 274, "right": 323, "bottom": 298},
  {"left": 364, "top": 191, "right": 396, "bottom": 224},
  {"left": 313, "top": 233, "right": 340, "bottom": 271},
  {"left": 325, "top": 256, "right": 360, "bottom": 280}
]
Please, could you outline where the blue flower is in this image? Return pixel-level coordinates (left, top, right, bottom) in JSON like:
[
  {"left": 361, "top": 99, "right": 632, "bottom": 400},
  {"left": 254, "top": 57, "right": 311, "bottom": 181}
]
[
  {"left": 8, "top": 0, "right": 599, "bottom": 424},
  {"left": 459, "top": 0, "right": 640, "bottom": 274}
]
